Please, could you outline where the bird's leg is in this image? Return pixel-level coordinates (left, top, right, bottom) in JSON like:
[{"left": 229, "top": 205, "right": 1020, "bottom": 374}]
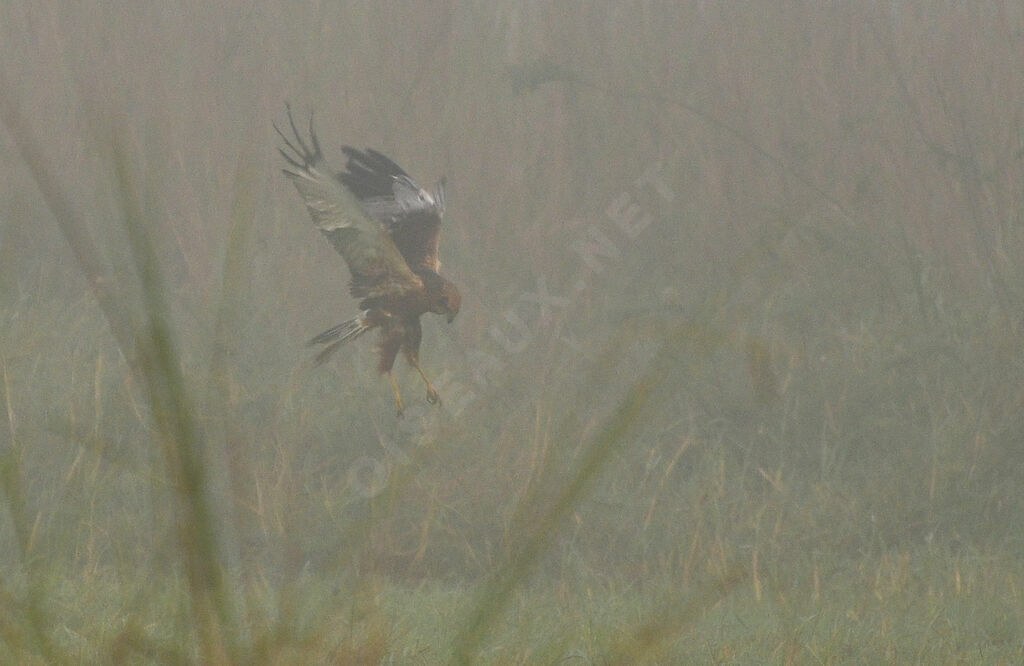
[
  {"left": 388, "top": 370, "right": 405, "bottom": 417},
  {"left": 408, "top": 357, "right": 440, "bottom": 405}
]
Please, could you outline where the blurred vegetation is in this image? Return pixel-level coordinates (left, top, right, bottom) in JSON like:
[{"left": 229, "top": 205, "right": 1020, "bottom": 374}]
[{"left": 1, "top": 1, "right": 1023, "bottom": 662}]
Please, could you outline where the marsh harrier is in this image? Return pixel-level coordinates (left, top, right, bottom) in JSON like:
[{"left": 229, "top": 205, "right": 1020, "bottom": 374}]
[{"left": 276, "top": 106, "right": 460, "bottom": 416}]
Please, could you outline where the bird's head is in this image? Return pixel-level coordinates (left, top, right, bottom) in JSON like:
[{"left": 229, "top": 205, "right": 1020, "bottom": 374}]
[{"left": 434, "top": 280, "right": 461, "bottom": 323}]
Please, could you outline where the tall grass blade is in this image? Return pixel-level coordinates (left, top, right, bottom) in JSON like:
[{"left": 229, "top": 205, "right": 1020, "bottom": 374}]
[
  {"left": 451, "top": 324, "right": 695, "bottom": 662},
  {"left": 0, "top": 68, "right": 135, "bottom": 365},
  {"left": 108, "top": 135, "right": 236, "bottom": 664}
]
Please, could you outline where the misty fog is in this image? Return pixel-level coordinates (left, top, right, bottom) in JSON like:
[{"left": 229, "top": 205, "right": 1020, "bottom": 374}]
[{"left": 1, "top": 2, "right": 1022, "bottom": 662}]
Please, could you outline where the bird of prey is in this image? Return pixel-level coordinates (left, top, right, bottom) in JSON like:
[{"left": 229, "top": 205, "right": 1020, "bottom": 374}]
[{"left": 276, "top": 105, "right": 460, "bottom": 416}]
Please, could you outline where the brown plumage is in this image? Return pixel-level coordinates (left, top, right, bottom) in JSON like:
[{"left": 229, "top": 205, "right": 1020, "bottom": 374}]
[{"left": 276, "top": 105, "right": 460, "bottom": 416}]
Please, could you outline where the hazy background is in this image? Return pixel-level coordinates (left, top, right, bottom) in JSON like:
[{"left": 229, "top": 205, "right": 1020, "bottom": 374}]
[{"left": 1, "top": 1, "right": 1022, "bottom": 662}]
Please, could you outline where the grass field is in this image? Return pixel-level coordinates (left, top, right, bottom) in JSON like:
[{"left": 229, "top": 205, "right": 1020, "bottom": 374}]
[{"left": 2, "top": 2, "right": 1023, "bottom": 663}]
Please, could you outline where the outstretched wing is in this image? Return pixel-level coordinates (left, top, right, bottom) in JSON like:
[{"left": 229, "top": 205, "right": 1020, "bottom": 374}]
[
  {"left": 275, "top": 106, "right": 422, "bottom": 302},
  {"left": 338, "top": 147, "right": 447, "bottom": 273}
]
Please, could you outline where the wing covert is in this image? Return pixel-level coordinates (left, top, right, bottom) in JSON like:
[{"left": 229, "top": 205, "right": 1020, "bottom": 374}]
[
  {"left": 339, "top": 147, "right": 447, "bottom": 273},
  {"left": 275, "top": 106, "right": 421, "bottom": 300}
]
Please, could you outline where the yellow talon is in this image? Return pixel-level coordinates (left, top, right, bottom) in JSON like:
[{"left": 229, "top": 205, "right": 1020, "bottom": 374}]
[{"left": 409, "top": 358, "right": 441, "bottom": 407}]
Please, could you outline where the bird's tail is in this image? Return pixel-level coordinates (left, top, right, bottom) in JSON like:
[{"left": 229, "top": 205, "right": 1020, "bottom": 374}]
[{"left": 307, "top": 312, "right": 373, "bottom": 366}]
